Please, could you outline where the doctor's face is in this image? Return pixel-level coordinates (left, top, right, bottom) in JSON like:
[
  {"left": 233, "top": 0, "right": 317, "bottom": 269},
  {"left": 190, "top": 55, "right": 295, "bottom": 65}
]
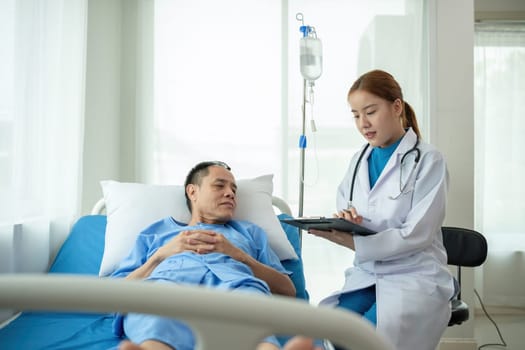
[
  {"left": 186, "top": 165, "right": 237, "bottom": 224},
  {"left": 349, "top": 90, "right": 405, "bottom": 148}
]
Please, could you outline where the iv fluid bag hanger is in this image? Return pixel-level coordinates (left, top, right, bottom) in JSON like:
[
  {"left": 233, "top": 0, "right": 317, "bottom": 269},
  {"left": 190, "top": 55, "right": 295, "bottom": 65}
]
[{"left": 297, "top": 13, "right": 322, "bottom": 81}]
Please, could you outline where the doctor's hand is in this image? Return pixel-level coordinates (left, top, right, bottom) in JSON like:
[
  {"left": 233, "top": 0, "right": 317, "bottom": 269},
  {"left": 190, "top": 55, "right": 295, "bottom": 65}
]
[
  {"left": 307, "top": 228, "right": 355, "bottom": 251},
  {"left": 338, "top": 207, "right": 365, "bottom": 224}
]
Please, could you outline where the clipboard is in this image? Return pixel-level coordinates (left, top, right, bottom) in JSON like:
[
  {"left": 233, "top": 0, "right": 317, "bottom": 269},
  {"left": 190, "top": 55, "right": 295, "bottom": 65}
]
[{"left": 280, "top": 217, "right": 377, "bottom": 236}]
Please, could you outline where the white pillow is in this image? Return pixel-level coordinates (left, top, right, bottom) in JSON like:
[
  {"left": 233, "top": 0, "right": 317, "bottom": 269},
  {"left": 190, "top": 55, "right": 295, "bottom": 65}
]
[{"left": 98, "top": 175, "right": 297, "bottom": 276}]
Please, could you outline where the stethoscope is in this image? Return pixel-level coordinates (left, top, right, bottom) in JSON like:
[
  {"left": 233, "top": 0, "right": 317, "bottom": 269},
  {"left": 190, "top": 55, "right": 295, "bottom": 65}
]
[{"left": 348, "top": 137, "right": 421, "bottom": 209}]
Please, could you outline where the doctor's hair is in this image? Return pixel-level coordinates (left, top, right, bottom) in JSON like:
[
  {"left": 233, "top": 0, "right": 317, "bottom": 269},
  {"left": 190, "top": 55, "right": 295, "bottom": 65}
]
[
  {"left": 348, "top": 69, "right": 421, "bottom": 138},
  {"left": 183, "top": 161, "right": 232, "bottom": 212}
]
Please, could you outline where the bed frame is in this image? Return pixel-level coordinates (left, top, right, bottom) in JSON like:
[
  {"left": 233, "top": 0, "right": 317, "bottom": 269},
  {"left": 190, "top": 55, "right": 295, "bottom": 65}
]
[{"left": 0, "top": 197, "right": 393, "bottom": 350}]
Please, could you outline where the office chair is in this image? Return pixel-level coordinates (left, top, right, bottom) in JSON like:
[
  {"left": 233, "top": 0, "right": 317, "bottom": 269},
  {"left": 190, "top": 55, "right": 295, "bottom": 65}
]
[{"left": 441, "top": 226, "right": 488, "bottom": 326}]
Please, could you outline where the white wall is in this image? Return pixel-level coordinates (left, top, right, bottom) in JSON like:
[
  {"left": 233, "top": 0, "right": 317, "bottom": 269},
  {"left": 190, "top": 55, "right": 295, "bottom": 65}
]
[
  {"left": 82, "top": 0, "right": 122, "bottom": 212},
  {"left": 431, "top": 0, "right": 476, "bottom": 344},
  {"left": 82, "top": 0, "right": 154, "bottom": 214}
]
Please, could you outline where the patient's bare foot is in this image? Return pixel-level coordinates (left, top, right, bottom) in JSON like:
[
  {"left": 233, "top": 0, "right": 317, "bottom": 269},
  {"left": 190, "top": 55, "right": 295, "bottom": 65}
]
[
  {"left": 119, "top": 336, "right": 320, "bottom": 350},
  {"left": 118, "top": 340, "right": 142, "bottom": 350},
  {"left": 284, "top": 336, "right": 322, "bottom": 350},
  {"left": 118, "top": 340, "right": 173, "bottom": 350}
]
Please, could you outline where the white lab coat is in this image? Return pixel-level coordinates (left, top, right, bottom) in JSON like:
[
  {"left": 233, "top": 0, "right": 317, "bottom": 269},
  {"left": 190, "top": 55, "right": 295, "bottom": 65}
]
[{"left": 319, "top": 128, "right": 455, "bottom": 350}]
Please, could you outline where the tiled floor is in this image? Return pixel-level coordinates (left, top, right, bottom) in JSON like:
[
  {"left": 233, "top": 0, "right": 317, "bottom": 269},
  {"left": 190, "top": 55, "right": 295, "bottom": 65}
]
[{"left": 474, "top": 310, "right": 525, "bottom": 350}]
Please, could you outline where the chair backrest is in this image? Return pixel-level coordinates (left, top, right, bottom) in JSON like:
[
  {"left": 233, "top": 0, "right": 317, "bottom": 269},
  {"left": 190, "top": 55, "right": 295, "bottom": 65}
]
[{"left": 441, "top": 226, "right": 488, "bottom": 267}]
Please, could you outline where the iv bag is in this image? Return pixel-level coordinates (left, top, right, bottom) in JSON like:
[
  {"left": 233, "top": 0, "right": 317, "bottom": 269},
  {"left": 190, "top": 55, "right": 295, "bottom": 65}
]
[{"left": 300, "top": 36, "right": 322, "bottom": 81}]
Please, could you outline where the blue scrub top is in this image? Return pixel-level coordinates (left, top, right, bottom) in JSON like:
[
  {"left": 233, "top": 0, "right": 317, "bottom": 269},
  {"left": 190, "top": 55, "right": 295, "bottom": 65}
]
[{"left": 111, "top": 217, "right": 288, "bottom": 289}]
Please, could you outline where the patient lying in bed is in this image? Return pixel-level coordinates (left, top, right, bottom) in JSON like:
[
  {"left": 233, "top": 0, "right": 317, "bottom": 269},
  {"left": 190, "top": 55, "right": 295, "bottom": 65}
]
[{"left": 110, "top": 161, "right": 306, "bottom": 350}]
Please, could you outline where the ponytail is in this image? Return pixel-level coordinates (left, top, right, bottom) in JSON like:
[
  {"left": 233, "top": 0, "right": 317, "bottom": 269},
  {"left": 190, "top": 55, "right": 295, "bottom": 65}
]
[{"left": 403, "top": 101, "right": 421, "bottom": 139}]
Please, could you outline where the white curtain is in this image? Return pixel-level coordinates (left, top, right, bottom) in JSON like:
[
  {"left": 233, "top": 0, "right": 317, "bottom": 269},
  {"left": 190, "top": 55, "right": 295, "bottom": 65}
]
[
  {"left": 152, "top": 0, "right": 429, "bottom": 303},
  {"left": 0, "top": 0, "right": 87, "bottom": 224},
  {"left": 475, "top": 22, "right": 525, "bottom": 307}
]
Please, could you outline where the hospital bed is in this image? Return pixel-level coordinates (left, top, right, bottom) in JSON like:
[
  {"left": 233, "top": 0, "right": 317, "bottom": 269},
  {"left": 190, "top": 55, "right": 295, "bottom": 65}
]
[{"left": 0, "top": 179, "right": 392, "bottom": 350}]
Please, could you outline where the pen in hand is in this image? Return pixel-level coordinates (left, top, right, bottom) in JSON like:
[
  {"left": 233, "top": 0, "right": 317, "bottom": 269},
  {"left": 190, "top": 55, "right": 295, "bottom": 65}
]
[
  {"left": 342, "top": 210, "right": 371, "bottom": 222},
  {"left": 342, "top": 206, "right": 372, "bottom": 222}
]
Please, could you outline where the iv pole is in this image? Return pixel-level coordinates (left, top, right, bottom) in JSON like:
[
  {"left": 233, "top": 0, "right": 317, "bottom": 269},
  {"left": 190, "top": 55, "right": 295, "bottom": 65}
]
[
  {"left": 296, "top": 13, "right": 321, "bottom": 218},
  {"left": 298, "top": 78, "right": 307, "bottom": 218}
]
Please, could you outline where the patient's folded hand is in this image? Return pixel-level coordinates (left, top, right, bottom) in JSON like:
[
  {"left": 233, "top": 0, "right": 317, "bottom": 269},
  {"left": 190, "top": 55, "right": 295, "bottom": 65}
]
[{"left": 157, "top": 230, "right": 217, "bottom": 257}]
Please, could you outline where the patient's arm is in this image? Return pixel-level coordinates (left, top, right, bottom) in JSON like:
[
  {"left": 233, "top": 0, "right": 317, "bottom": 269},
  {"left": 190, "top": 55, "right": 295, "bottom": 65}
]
[
  {"left": 210, "top": 233, "right": 296, "bottom": 297},
  {"left": 238, "top": 252, "right": 296, "bottom": 297},
  {"left": 124, "top": 253, "right": 163, "bottom": 280}
]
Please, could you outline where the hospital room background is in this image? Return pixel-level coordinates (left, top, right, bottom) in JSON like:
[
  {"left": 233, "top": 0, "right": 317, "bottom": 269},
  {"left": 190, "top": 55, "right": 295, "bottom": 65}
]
[{"left": 1, "top": 0, "right": 524, "bottom": 348}]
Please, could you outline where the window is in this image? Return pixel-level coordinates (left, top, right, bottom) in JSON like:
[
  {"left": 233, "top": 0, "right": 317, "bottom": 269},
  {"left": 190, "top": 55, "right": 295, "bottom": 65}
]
[
  {"left": 0, "top": 0, "right": 86, "bottom": 223},
  {"left": 474, "top": 22, "right": 525, "bottom": 250}
]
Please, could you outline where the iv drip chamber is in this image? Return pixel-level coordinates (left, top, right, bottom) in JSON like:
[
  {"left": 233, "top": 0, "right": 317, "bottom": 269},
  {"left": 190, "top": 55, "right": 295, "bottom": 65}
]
[{"left": 300, "top": 36, "right": 322, "bottom": 81}]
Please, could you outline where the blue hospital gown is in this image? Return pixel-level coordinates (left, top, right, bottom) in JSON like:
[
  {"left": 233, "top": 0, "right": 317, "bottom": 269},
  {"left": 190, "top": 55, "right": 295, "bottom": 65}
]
[{"left": 110, "top": 217, "right": 288, "bottom": 350}]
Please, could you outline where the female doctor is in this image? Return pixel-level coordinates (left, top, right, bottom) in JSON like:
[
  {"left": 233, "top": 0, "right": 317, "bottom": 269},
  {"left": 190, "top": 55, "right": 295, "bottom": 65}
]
[{"left": 307, "top": 70, "right": 455, "bottom": 350}]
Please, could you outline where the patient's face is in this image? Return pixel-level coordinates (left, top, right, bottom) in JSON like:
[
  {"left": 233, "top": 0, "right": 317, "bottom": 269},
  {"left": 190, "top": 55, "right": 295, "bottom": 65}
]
[{"left": 191, "top": 165, "right": 237, "bottom": 224}]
